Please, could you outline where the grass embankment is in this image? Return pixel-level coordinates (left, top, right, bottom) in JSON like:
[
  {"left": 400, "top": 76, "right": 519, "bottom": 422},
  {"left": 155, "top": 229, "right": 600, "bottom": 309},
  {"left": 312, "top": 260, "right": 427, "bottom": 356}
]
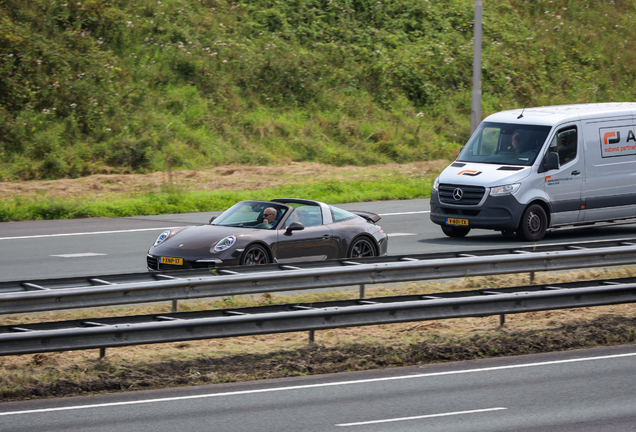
[
  {"left": 1, "top": 267, "right": 636, "bottom": 401},
  {"left": 0, "top": 162, "right": 438, "bottom": 221},
  {"left": 2, "top": 1, "right": 636, "bottom": 181}
]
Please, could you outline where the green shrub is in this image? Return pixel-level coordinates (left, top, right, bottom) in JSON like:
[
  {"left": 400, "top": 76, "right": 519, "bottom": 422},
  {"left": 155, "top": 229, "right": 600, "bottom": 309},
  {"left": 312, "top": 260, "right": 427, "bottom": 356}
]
[{"left": 1, "top": 0, "right": 636, "bottom": 180}]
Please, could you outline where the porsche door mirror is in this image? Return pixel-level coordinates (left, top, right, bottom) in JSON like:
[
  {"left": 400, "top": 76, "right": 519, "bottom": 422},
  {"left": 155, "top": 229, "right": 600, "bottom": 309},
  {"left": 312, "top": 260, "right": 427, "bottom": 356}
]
[
  {"left": 284, "top": 221, "right": 305, "bottom": 235},
  {"left": 209, "top": 216, "right": 217, "bottom": 224}
]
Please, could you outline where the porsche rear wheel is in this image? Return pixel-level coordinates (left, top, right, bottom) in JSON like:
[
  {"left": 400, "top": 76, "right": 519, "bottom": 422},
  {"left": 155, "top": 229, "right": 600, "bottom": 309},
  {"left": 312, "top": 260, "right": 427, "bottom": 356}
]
[
  {"left": 240, "top": 244, "right": 270, "bottom": 265},
  {"left": 348, "top": 237, "right": 377, "bottom": 258}
]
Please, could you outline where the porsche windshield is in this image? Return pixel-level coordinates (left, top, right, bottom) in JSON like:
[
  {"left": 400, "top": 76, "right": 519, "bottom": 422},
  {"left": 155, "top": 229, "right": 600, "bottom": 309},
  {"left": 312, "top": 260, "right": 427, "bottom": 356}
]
[
  {"left": 211, "top": 201, "right": 288, "bottom": 229},
  {"left": 457, "top": 122, "right": 552, "bottom": 166}
]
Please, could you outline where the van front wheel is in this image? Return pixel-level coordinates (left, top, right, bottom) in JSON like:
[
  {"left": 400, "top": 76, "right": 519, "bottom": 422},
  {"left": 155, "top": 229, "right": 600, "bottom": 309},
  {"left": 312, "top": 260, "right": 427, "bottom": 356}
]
[
  {"left": 442, "top": 225, "right": 471, "bottom": 238},
  {"left": 517, "top": 204, "right": 547, "bottom": 242}
]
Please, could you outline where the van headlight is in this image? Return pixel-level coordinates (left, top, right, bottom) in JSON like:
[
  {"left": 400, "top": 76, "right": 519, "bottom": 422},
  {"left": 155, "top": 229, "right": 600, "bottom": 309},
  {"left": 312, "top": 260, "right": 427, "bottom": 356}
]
[
  {"left": 490, "top": 183, "right": 520, "bottom": 196},
  {"left": 432, "top": 177, "right": 439, "bottom": 191}
]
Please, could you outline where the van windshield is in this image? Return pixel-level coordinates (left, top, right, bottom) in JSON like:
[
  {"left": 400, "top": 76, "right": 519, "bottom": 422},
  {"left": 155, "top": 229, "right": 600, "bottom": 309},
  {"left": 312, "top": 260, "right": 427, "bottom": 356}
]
[{"left": 457, "top": 122, "right": 552, "bottom": 166}]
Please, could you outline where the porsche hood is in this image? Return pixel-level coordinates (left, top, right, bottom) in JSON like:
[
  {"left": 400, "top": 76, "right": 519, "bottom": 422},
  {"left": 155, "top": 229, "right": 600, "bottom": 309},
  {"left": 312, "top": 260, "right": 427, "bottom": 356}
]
[{"left": 151, "top": 225, "right": 255, "bottom": 253}]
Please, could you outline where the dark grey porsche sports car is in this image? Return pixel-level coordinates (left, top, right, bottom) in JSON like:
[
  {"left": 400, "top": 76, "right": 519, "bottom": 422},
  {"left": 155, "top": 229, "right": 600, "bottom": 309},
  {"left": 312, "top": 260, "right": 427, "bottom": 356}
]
[{"left": 147, "top": 198, "right": 388, "bottom": 271}]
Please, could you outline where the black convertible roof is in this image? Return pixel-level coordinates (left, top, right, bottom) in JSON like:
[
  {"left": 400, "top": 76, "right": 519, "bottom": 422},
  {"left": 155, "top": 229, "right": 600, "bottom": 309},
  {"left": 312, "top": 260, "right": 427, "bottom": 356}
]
[{"left": 271, "top": 198, "right": 323, "bottom": 206}]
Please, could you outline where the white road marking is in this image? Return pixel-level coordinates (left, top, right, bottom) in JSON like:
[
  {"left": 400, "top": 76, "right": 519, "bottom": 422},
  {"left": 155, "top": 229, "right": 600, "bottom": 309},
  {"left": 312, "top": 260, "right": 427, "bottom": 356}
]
[
  {"left": 0, "top": 227, "right": 181, "bottom": 241},
  {"left": 50, "top": 253, "right": 107, "bottom": 258},
  {"left": 386, "top": 233, "right": 417, "bottom": 237},
  {"left": 0, "top": 211, "right": 429, "bottom": 241},
  {"left": 1, "top": 351, "right": 634, "bottom": 417},
  {"left": 379, "top": 211, "right": 429, "bottom": 216},
  {"left": 335, "top": 407, "right": 507, "bottom": 427},
  {"left": 0, "top": 226, "right": 414, "bottom": 241}
]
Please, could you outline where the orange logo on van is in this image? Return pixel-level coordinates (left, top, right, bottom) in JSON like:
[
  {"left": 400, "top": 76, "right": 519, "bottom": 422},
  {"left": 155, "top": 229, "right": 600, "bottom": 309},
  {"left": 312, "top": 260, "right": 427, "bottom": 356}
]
[
  {"left": 457, "top": 170, "right": 482, "bottom": 176},
  {"left": 545, "top": 176, "right": 551, "bottom": 182},
  {"left": 603, "top": 131, "right": 620, "bottom": 145}
]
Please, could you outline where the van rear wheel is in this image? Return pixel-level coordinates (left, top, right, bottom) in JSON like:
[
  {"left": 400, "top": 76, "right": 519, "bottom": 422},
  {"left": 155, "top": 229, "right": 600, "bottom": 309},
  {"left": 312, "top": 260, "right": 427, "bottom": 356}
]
[
  {"left": 517, "top": 204, "right": 547, "bottom": 242},
  {"left": 442, "top": 225, "right": 471, "bottom": 238}
]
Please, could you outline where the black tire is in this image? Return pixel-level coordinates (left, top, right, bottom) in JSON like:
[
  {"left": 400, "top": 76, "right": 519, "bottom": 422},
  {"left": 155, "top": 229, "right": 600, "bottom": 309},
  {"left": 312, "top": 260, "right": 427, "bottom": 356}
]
[
  {"left": 517, "top": 204, "right": 547, "bottom": 242},
  {"left": 348, "top": 237, "right": 377, "bottom": 258},
  {"left": 441, "top": 225, "right": 471, "bottom": 238},
  {"left": 240, "top": 244, "right": 270, "bottom": 265}
]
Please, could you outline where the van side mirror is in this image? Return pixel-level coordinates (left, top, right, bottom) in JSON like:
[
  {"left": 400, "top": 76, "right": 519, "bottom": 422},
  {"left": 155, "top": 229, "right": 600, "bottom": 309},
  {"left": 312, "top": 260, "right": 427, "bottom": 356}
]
[{"left": 539, "top": 152, "right": 560, "bottom": 173}]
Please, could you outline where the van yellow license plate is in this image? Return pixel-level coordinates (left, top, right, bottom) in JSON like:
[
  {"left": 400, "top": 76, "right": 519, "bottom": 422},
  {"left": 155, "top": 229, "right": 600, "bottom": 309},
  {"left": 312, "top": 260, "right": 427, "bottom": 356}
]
[
  {"left": 446, "top": 218, "right": 469, "bottom": 226},
  {"left": 160, "top": 256, "right": 183, "bottom": 265}
]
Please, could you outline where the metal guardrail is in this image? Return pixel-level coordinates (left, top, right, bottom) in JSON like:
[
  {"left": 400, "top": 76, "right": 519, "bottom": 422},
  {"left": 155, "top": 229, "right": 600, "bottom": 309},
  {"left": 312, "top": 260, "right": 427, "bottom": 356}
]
[
  {"left": 1, "top": 240, "right": 636, "bottom": 315},
  {"left": 3, "top": 239, "right": 636, "bottom": 293},
  {"left": 1, "top": 276, "right": 636, "bottom": 356}
]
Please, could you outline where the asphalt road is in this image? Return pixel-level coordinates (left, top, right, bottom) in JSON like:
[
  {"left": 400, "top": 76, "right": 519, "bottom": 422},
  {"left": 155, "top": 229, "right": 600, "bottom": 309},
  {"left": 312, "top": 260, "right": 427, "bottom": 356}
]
[
  {"left": 1, "top": 345, "right": 635, "bottom": 431},
  {"left": 3, "top": 199, "right": 636, "bottom": 430},
  {"left": 3, "top": 198, "right": 636, "bottom": 282}
]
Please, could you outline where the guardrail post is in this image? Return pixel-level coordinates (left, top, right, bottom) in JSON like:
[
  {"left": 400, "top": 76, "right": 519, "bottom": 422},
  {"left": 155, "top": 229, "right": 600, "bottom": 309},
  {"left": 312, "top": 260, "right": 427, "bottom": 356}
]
[
  {"left": 499, "top": 314, "right": 505, "bottom": 327},
  {"left": 99, "top": 347, "right": 106, "bottom": 358},
  {"left": 359, "top": 284, "right": 365, "bottom": 299},
  {"left": 308, "top": 330, "right": 315, "bottom": 343},
  {"left": 172, "top": 299, "right": 178, "bottom": 312}
]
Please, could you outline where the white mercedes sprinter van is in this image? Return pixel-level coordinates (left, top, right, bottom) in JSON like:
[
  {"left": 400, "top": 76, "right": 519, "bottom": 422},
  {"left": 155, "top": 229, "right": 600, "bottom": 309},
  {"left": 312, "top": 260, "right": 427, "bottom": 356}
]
[{"left": 430, "top": 103, "right": 636, "bottom": 241}]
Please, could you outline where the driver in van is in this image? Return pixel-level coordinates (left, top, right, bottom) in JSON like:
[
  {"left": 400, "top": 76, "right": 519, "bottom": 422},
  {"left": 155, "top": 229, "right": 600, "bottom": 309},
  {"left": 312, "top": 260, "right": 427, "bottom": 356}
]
[{"left": 511, "top": 131, "right": 528, "bottom": 153}]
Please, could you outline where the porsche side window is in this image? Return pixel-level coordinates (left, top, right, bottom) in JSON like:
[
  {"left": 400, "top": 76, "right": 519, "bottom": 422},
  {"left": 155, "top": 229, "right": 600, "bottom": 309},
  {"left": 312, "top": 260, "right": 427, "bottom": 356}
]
[
  {"left": 331, "top": 206, "right": 356, "bottom": 222},
  {"left": 303, "top": 206, "right": 322, "bottom": 226},
  {"left": 285, "top": 205, "right": 322, "bottom": 227}
]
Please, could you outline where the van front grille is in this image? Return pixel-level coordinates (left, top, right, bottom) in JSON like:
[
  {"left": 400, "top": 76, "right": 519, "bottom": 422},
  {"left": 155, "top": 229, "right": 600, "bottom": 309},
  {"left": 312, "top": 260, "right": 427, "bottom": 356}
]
[{"left": 439, "top": 184, "right": 485, "bottom": 205}]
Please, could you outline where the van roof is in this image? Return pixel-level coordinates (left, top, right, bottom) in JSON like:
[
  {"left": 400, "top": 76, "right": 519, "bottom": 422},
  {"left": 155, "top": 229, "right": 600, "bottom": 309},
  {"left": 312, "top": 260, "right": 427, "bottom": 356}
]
[{"left": 483, "top": 102, "right": 636, "bottom": 126}]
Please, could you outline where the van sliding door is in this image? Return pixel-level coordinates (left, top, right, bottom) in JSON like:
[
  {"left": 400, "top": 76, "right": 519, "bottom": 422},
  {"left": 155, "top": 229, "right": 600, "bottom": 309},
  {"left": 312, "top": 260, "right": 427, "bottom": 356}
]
[{"left": 582, "top": 117, "right": 636, "bottom": 222}]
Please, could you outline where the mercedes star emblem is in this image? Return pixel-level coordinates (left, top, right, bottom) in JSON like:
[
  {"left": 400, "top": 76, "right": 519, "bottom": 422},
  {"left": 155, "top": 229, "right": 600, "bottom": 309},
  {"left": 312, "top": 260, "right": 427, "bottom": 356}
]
[{"left": 453, "top": 188, "right": 463, "bottom": 201}]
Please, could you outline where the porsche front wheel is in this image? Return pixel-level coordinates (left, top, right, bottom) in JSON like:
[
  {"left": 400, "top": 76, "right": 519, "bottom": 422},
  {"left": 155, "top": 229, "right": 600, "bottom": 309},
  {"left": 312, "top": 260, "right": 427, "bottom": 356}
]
[
  {"left": 348, "top": 237, "right": 377, "bottom": 258},
  {"left": 240, "top": 244, "right": 270, "bottom": 265}
]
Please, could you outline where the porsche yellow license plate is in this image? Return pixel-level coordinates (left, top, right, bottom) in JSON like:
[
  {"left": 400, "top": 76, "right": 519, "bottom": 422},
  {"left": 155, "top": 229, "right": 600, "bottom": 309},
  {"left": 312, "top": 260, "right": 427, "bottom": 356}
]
[
  {"left": 160, "top": 256, "right": 183, "bottom": 265},
  {"left": 446, "top": 218, "right": 469, "bottom": 226}
]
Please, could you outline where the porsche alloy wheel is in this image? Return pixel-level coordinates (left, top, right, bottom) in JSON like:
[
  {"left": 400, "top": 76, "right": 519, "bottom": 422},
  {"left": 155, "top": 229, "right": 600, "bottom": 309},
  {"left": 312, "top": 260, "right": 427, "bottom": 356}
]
[
  {"left": 348, "top": 237, "right": 377, "bottom": 258},
  {"left": 240, "top": 244, "right": 270, "bottom": 265}
]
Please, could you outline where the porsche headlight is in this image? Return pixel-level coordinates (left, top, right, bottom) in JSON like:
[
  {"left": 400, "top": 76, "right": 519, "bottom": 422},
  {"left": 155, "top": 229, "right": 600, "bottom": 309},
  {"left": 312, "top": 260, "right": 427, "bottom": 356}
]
[
  {"left": 490, "top": 183, "right": 520, "bottom": 196},
  {"left": 154, "top": 230, "right": 171, "bottom": 246},
  {"left": 213, "top": 235, "right": 236, "bottom": 252}
]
